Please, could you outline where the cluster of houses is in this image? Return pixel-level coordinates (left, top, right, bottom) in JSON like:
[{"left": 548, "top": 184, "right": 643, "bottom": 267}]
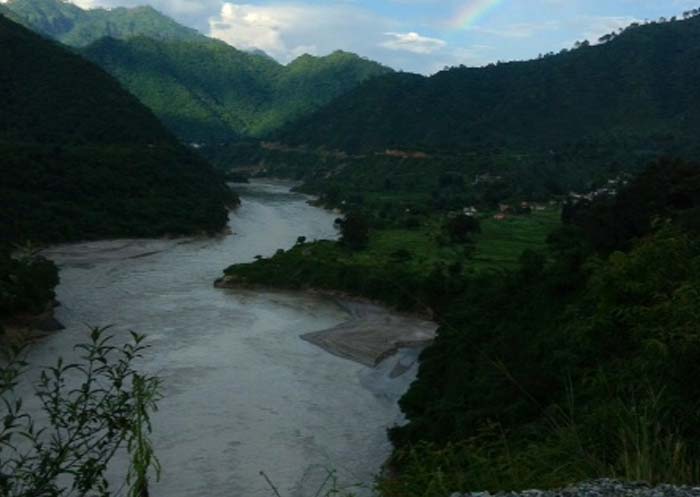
[
  {"left": 459, "top": 201, "right": 549, "bottom": 222},
  {"left": 448, "top": 174, "right": 630, "bottom": 223},
  {"left": 380, "top": 149, "right": 431, "bottom": 159},
  {"left": 473, "top": 173, "right": 504, "bottom": 186},
  {"left": 494, "top": 202, "right": 548, "bottom": 220},
  {"left": 567, "top": 177, "right": 628, "bottom": 204}
]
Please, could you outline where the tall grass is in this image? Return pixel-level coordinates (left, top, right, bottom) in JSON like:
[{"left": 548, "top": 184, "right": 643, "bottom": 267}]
[
  {"left": 613, "top": 393, "right": 700, "bottom": 484},
  {"left": 377, "top": 388, "right": 700, "bottom": 497},
  {"left": 261, "top": 467, "right": 364, "bottom": 497}
]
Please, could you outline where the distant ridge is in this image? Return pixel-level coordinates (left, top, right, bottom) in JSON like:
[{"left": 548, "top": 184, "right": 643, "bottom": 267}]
[
  {"left": 4, "top": 0, "right": 203, "bottom": 45},
  {"left": 275, "top": 13, "right": 700, "bottom": 156},
  {"left": 5, "top": 0, "right": 393, "bottom": 142}
]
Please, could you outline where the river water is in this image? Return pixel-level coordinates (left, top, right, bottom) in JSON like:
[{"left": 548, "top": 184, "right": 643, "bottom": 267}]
[{"left": 22, "top": 181, "right": 421, "bottom": 497}]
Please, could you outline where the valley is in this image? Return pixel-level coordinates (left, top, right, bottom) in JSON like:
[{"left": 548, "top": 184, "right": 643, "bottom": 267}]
[
  {"left": 3, "top": 3, "right": 700, "bottom": 497},
  {"left": 16, "top": 181, "right": 428, "bottom": 497}
]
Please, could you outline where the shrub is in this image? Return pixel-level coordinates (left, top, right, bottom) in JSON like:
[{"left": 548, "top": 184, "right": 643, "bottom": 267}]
[{"left": 0, "top": 328, "right": 161, "bottom": 497}]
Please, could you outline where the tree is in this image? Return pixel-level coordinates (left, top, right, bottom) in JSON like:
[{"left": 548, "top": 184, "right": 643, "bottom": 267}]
[
  {"left": 0, "top": 247, "right": 59, "bottom": 318},
  {"left": 390, "top": 249, "right": 413, "bottom": 263},
  {"left": 339, "top": 212, "right": 369, "bottom": 250},
  {"left": 0, "top": 328, "right": 161, "bottom": 497},
  {"left": 444, "top": 214, "right": 481, "bottom": 243}
]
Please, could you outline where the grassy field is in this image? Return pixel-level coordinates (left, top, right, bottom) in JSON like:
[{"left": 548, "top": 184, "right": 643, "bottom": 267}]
[
  {"left": 352, "top": 208, "right": 562, "bottom": 274},
  {"left": 223, "top": 207, "right": 561, "bottom": 311},
  {"left": 473, "top": 209, "right": 562, "bottom": 270}
]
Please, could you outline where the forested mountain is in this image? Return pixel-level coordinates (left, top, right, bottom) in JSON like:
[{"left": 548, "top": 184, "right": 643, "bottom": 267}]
[
  {"left": 277, "top": 14, "right": 700, "bottom": 155},
  {"left": 0, "top": 3, "right": 20, "bottom": 21},
  {"left": 0, "top": 13, "right": 234, "bottom": 245},
  {"left": 80, "top": 38, "right": 391, "bottom": 141},
  {"left": 5, "top": 0, "right": 392, "bottom": 143},
  {"left": 3, "top": 0, "right": 203, "bottom": 45}
]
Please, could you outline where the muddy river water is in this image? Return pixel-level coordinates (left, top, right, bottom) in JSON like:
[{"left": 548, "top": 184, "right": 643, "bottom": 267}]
[{"left": 20, "top": 181, "right": 429, "bottom": 497}]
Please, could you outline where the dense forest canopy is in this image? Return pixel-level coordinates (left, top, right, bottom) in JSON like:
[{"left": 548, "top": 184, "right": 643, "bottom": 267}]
[
  {"left": 3, "top": 0, "right": 203, "bottom": 46},
  {"left": 80, "top": 39, "right": 392, "bottom": 141},
  {"left": 4, "top": 0, "right": 393, "bottom": 143},
  {"left": 276, "top": 13, "right": 700, "bottom": 157},
  {"left": 0, "top": 13, "right": 235, "bottom": 246},
  {"left": 380, "top": 158, "right": 700, "bottom": 495}
]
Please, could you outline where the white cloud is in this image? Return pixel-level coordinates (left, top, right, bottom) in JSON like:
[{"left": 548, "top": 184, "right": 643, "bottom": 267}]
[
  {"left": 210, "top": 3, "right": 288, "bottom": 57},
  {"left": 69, "top": 0, "right": 101, "bottom": 9},
  {"left": 554, "top": 15, "right": 641, "bottom": 49},
  {"left": 208, "top": 3, "right": 460, "bottom": 73},
  {"left": 209, "top": 3, "right": 397, "bottom": 63},
  {"left": 57, "top": 0, "right": 220, "bottom": 27},
  {"left": 578, "top": 15, "right": 641, "bottom": 44},
  {"left": 381, "top": 31, "right": 446, "bottom": 54}
]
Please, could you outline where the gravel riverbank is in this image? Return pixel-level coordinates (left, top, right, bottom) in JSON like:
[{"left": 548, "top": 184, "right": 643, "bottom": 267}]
[
  {"left": 300, "top": 298, "right": 437, "bottom": 367},
  {"left": 452, "top": 480, "right": 700, "bottom": 497}
]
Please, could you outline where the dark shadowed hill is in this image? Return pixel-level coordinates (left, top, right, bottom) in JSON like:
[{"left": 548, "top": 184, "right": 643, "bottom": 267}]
[{"left": 0, "top": 13, "right": 234, "bottom": 245}]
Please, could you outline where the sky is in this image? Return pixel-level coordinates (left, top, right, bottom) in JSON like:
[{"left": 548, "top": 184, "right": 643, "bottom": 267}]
[{"left": 62, "top": 0, "right": 700, "bottom": 73}]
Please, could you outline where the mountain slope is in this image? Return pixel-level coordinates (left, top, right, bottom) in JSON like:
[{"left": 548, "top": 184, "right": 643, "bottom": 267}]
[
  {"left": 276, "top": 15, "right": 700, "bottom": 155},
  {"left": 80, "top": 37, "right": 393, "bottom": 141},
  {"left": 6, "top": 0, "right": 393, "bottom": 142},
  {"left": 79, "top": 36, "right": 279, "bottom": 142},
  {"left": 0, "top": 13, "right": 233, "bottom": 245},
  {"left": 4, "top": 0, "right": 203, "bottom": 45}
]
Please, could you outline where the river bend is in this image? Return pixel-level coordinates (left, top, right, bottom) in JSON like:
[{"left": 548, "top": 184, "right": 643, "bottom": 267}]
[{"left": 22, "top": 181, "right": 421, "bottom": 497}]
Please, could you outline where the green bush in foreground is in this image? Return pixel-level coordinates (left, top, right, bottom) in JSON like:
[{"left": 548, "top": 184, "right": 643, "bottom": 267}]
[
  {"left": 0, "top": 328, "right": 161, "bottom": 497},
  {"left": 0, "top": 246, "right": 59, "bottom": 319}
]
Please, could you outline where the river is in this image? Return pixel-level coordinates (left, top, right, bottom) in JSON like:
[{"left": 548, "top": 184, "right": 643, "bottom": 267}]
[{"left": 21, "top": 181, "right": 423, "bottom": 497}]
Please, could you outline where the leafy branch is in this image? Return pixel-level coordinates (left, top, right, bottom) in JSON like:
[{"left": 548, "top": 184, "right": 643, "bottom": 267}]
[{"left": 0, "top": 327, "right": 161, "bottom": 497}]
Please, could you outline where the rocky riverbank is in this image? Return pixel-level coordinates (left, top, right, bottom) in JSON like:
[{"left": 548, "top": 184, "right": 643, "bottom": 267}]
[
  {"left": 451, "top": 480, "right": 700, "bottom": 497},
  {"left": 0, "top": 300, "right": 64, "bottom": 344},
  {"left": 215, "top": 276, "right": 437, "bottom": 367},
  {"left": 300, "top": 298, "right": 436, "bottom": 367}
]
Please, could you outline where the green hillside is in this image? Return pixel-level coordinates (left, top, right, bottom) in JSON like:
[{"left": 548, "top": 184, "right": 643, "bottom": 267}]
[
  {"left": 5, "top": 0, "right": 393, "bottom": 143},
  {"left": 79, "top": 36, "right": 275, "bottom": 142},
  {"left": 80, "top": 39, "right": 392, "bottom": 141},
  {"left": 277, "top": 15, "right": 700, "bottom": 156},
  {"left": 4, "top": 0, "right": 203, "bottom": 45},
  {"left": 0, "top": 13, "right": 234, "bottom": 246}
]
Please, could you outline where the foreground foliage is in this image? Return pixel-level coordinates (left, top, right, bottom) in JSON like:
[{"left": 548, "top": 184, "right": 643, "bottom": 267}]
[{"left": 0, "top": 328, "right": 161, "bottom": 497}]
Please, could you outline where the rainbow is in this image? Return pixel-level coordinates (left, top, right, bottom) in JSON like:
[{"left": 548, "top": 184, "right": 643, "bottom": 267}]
[{"left": 450, "top": 0, "right": 505, "bottom": 29}]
